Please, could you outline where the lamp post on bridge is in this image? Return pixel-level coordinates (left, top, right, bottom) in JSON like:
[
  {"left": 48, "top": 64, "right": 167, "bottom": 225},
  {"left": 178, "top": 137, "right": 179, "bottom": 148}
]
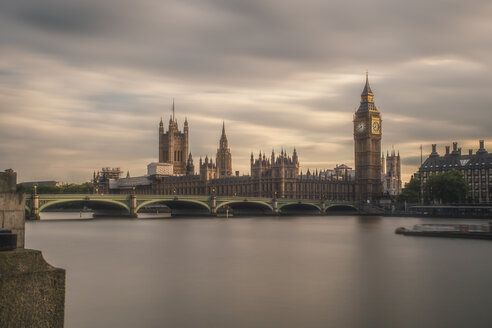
[
  {"left": 273, "top": 191, "right": 279, "bottom": 215},
  {"left": 130, "top": 185, "right": 137, "bottom": 218},
  {"left": 211, "top": 187, "right": 216, "bottom": 216},
  {"left": 30, "top": 184, "right": 40, "bottom": 220},
  {"left": 321, "top": 194, "right": 326, "bottom": 215}
]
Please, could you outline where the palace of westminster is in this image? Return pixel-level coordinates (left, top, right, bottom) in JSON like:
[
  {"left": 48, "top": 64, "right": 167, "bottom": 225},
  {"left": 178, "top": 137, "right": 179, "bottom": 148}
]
[{"left": 94, "top": 74, "right": 403, "bottom": 201}]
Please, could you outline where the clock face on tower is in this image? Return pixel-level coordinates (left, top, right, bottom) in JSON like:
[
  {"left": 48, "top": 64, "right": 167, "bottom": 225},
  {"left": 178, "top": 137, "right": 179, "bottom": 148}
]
[
  {"left": 356, "top": 121, "right": 365, "bottom": 133},
  {"left": 371, "top": 119, "right": 381, "bottom": 134}
]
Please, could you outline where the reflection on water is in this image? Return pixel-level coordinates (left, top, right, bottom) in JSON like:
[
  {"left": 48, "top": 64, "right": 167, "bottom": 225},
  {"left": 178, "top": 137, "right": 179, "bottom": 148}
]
[{"left": 26, "top": 214, "right": 492, "bottom": 328}]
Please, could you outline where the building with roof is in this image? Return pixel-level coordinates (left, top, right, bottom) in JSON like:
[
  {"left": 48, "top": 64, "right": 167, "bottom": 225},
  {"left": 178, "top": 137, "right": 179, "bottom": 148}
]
[{"left": 418, "top": 140, "right": 491, "bottom": 203}]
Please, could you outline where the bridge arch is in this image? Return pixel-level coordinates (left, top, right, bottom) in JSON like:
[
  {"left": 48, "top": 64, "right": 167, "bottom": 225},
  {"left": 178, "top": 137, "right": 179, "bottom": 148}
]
[
  {"left": 325, "top": 204, "right": 359, "bottom": 213},
  {"left": 216, "top": 200, "right": 273, "bottom": 215},
  {"left": 136, "top": 199, "right": 210, "bottom": 213},
  {"left": 279, "top": 202, "right": 322, "bottom": 214},
  {"left": 39, "top": 199, "right": 130, "bottom": 213}
]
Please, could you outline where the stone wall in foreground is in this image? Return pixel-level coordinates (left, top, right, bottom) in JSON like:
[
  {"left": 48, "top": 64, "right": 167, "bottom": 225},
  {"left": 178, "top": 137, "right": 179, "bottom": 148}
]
[
  {"left": 0, "top": 169, "right": 25, "bottom": 248},
  {"left": 0, "top": 169, "right": 65, "bottom": 327}
]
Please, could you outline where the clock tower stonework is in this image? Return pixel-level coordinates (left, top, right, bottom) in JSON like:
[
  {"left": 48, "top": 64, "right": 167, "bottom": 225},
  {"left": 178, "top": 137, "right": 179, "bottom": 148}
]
[{"left": 354, "top": 73, "right": 382, "bottom": 202}]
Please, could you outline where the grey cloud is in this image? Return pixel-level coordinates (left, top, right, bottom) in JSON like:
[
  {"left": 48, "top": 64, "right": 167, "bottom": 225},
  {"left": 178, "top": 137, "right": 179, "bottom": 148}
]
[
  {"left": 1, "top": 0, "right": 492, "bottom": 182},
  {"left": 17, "top": 2, "right": 110, "bottom": 35}
]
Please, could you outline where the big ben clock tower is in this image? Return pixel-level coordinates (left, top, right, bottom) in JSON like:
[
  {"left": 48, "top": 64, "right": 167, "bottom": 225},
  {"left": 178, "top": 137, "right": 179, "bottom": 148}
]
[{"left": 354, "top": 72, "right": 382, "bottom": 202}]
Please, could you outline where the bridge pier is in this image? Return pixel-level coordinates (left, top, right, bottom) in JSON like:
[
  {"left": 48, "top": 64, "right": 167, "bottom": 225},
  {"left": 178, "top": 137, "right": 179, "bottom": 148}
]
[
  {"left": 29, "top": 194, "right": 40, "bottom": 220},
  {"left": 211, "top": 196, "right": 217, "bottom": 216},
  {"left": 130, "top": 194, "right": 137, "bottom": 218},
  {"left": 321, "top": 201, "right": 326, "bottom": 215},
  {"left": 273, "top": 198, "right": 279, "bottom": 215}
]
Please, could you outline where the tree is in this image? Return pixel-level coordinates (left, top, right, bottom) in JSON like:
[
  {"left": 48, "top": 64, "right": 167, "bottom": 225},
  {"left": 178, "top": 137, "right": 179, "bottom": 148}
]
[
  {"left": 424, "top": 169, "right": 468, "bottom": 204},
  {"left": 16, "top": 182, "right": 94, "bottom": 194},
  {"left": 397, "top": 177, "right": 421, "bottom": 203}
]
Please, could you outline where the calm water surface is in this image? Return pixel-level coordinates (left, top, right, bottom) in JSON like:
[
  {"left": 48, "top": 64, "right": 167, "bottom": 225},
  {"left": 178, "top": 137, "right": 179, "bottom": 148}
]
[{"left": 26, "top": 215, "right": 492, "bottom": 328}]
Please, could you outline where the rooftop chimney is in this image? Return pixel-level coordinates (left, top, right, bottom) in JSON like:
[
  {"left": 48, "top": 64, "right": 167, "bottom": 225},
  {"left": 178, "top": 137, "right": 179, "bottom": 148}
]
[
  {"left": 477, "top": 139, "right": 488, "bottom": 155},
  {"left": 451, "top": 142, "right": 460, "bottom": 155},
  {"left": 445, "top": 146, "right": 450, "bottom": 155},
  {"left": 469, "top": 149, "right": 473, "bottom": 155},
  {"left": 430, "top": 144, "right": 439, "bottom": 157}
]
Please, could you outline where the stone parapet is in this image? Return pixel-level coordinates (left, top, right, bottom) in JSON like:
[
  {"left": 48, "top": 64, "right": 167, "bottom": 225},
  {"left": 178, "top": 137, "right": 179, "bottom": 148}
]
[
  {"left": 0, "top": 169, "right": 16, "bottom": 193},
  {"left": 0, "top": 170, "right": 25, "bottom": 248},
  {"left": 0, "top": 249, "right": 65, "bottom": 327}
]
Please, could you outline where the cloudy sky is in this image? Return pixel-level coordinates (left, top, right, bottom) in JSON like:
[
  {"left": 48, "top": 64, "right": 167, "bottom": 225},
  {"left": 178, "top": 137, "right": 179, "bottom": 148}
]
[{"left": 1, "top": 0, "right": 491, "bottom": 184}]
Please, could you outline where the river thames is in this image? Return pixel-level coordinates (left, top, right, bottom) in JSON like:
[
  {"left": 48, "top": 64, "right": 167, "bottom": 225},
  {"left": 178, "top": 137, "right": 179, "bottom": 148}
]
[{"left": 26, "top": 215, "right": 492, "bottom": 328}]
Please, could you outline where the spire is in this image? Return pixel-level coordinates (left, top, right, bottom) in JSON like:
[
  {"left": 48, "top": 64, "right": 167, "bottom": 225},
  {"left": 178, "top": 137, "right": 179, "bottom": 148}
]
[
  {"left": 362, "top": 70, "right": 373, "bottom": 95},
  {"left": 358, "top": 71, "right": 377, "bottom": 111},
  {"left": 218, "top": 121, "right": 228, "bottom": 149},
  {"left": 172, "top": 98, "right": 175, "bottom": 122}
]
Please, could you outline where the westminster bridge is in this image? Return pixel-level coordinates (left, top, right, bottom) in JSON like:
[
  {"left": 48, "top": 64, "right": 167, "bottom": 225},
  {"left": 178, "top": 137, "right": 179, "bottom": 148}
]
[{"left": 24, "top": 194, "right": 378, "bottom": 218}]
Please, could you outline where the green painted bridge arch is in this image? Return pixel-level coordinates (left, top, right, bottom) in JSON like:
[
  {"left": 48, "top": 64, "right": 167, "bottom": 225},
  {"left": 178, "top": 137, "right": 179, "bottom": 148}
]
[
  {"left": 278, "top": 201, "right": 322, "bottom": 213},
  {"left": 38, "top": 198, "right": 131, "bottom": 213},
  {"left": 135, "top": 197, "right": 211, "bottom": 213},
  {"left": 325, "top": 203, "right": 359, "bottom": 212},
  {"left": 215, "top": 199, "right": 274, "bottom": 213}
]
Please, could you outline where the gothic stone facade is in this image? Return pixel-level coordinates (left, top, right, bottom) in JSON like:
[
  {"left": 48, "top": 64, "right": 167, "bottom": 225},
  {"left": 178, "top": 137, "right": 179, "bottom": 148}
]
[
  {"left": 382, "top": 150, "right": 402, "bottom": 196},
  {"left": 102, "top": 75, "right": 385, "bottom": 201},
  {"left": 216, "top": 122, "right": 233, "bottom": 178},
  {"left": 159, "top": 102, "right": 189, "bottom": 175}
]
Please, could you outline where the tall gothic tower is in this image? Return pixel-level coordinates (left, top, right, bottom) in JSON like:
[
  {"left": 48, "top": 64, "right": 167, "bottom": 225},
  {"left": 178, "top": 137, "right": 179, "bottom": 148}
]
[
  {"left": 354, "top": 72, "right": 382, "bottom": 202},
  {"left": 216, "top": 122, "right": 232, "bottom": 177},
  {"left": 158, "top": 101, "right": 189, "bottom": 175}
]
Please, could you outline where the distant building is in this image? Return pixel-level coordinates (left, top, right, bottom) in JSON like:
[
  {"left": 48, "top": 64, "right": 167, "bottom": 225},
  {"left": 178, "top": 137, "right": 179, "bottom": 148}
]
[
  {"left": 20, "top": 181, "right": 67, "bottom": 188},
  {"left": 93, "top": 167, "right": 122, "bottom": 193},
  {"left": 147, "top": 162, "right": 173, "bottom": 177},
  {"left": 216, "top": 122, "right": 233, "bottom": 178},
  {"left": 322, "top": 164, "right": 355, "bottom": 181},
  {"left": 381, "top": 150, "right": 402, "bottom": 196},
  {"left": 159, "top": 101, "right": 189, "bottom": 175},
  {"left": 93, "top": 74, "right": 390, "bottom": 202},
  {"left": 418, "top": 140, "right": 491, "bottom": 203}
]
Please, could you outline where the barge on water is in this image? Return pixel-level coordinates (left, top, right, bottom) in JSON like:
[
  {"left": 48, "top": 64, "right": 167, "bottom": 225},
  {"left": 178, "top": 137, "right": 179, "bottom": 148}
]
[{"left": 395, "top": 222, "right": 492, "bottom": 240}]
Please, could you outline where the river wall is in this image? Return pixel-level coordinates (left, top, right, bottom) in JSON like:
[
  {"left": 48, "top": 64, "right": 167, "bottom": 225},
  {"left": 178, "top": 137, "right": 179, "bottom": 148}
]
[
  {"left": 0, "top": 169, "right": 65, "bottom": 327},
  {"left": 0, "top": 169, "right": 24, "bottom": 248}
]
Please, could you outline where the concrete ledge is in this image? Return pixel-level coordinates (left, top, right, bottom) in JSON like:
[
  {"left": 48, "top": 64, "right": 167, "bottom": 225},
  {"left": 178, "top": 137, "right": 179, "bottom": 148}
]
[{"left": 0, "top": 249, "right": 65, "bottom": 328}]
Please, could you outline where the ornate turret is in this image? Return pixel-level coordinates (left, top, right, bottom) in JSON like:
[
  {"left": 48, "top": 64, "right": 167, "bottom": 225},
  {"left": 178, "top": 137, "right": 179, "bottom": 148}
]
[
  {"left": 158, "top": 100, "right": 189, "bottom": 174},
  {"left": 186, "top": 153, "right": 195, "bottom": 175},
  {"left": 216, "top": 122, "right": 233, "bottom": 177}
]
